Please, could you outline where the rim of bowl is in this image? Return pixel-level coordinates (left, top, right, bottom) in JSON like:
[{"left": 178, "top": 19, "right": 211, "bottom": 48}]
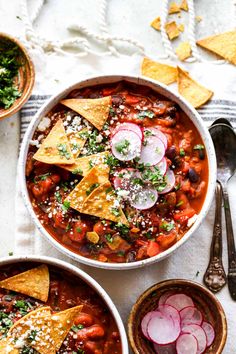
[
  {"left": 0, "top": 32, "right": 35, "bottom": 120},
  {"left": 128, "top": 279, "right": 227, "bottom": 354},
  {"left": 19, "top": 74, "right": 217, "bottom": 270},
  {"left": 0, "top": 255, "right": 129, "bottom": 353}
]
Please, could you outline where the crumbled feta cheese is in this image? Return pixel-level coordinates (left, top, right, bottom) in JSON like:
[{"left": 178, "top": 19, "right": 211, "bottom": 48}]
[{"left": 37, "top": 117, "right": 51, "bottom": 132}]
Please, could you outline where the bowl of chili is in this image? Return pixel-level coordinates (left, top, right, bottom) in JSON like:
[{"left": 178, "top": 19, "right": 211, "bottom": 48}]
[
  {"left": 19, "top": 75, "right": 216, "bottom": 269},
  {"left": 0, "top": 32, "right": 35, "bottom": 120},
  {"left": 0, "top": 255, "right": 128, "bottom": 353}
]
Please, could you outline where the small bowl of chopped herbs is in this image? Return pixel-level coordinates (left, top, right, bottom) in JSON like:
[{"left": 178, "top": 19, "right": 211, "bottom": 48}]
[{"left": 0, "top": 32, "right": 35, "bottom": 120}]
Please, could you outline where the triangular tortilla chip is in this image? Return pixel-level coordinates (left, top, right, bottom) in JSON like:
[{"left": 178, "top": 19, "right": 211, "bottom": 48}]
[
  {"left": 169, "top": 2, "right": 180, "bottom": 14},
  {"left": 180, "top": 0, "right": 188, "bottom": 11},
  {"left": 150, "top": 17, "right": 161, "bottom": 31},
  {"left": 66, "top": 164, "right": 109, "bottom": 212},
  {"left": 60, "top": 151, "right": 109, "bottom": 176},
  {"left": 141, "top": 57, "right": 177, "bottom": 85},
  {"left": 60, "top": 96, "right": 112, "bottom": 130},
  {"left": 67, "top": 128, "right": 88, "bottom": 158},
  {"left": 175, "top": 42, "right": 192, "bottom": 61},
  {"left": 177, "top": 66, "right": 213, "bottom": 108},
  {"left": 7, "top": 307, "right": 56, "bottom": 354},
  {"left": 33, "top": 119, "right": 75, "bottom": 165},
  {"left": 81, "top": 181, "right": 129, "bottom": 225},
  {"left": 165, "top": 21, "right": 180, "bottom": 40},
  {"left": 0, "top": 265, "right": 49, "bottom": 302},
  {"left": 51, "top": 305, "right": 83, "bottom": 351},
  {"left": 197, "top": 30, "right": 236, "bottom": 65}
]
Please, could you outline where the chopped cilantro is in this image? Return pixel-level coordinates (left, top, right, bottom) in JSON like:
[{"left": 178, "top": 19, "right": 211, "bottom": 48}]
[
  {"left": 72, "top": 168, "right": 83, "bottom": 175},
  {"left": 78, "top": 130, "right": 89, "bottom": 139},
  {"left": 175, "top": 182, "right": 181, "bottom": 191},
  {"left": 66, "top": 223, "right": 71, "bottom": 232},
  {"left": 105, "top": 186, "right": 113, "bottom": 194},
  {"left": 160, "top": 221, "right": 175, "bottom": 232},
  {"left": 176, "top": 200, "right": 184, "bottom": 207},
  {"left": 54, "top": 191, "right": 62, "bottom": 203},
  {"left": 114, "top": 139, "right": 130, "bottom": 155},
  {"left": 62, "top": 200, "right": 70, "bottom": 212},
  {"left": 111, "top": 208, "right": 121, "bottom": 217},
  {"left": 116, "top": 222, "right": 129, "bottom": 235},
  {"left": 179, "top": 148, "right": 185, "bottom": 156},
  {"left": 0, "top": 311, "right": 13, "bottom": 334},
  {"left": 193, "top": 144, "right": 205, "bottom": 150},
  {"left": 14, "top": 300, "right": 32, "bottom": 315},
  {"left": 76, "top": 227, "right": 82, "bottom": 233},
  {"left": 57, "top": 143, "right": 72, "bottom": 160},
  {"left": 88, "top": 159, "right": 95, "bottom": 169},
  {"left": 109, "top": 107, "right": 116, "bottom": 117},
  {"left": 105, "top": 154, "right": 120, "bottom": 168},
  {"left": 144, "top": 129, "right": 154, "bottom": 137},
  {"left": 27, "top": 329, "right": 38, "bottom": 343},
  {"left": 71, "top": 142, "right": 81, "bottom": 153},
  {"left": 75, "top": 349, "right": 85, "bottom": 354},
  {"left": 138, "top": 110, "right": 155, "bottom": 119},
  {"left": 61, "top": 182, "right": 69, "bottom": 191},
  {"left": 83, "top": 130, "right": 106, "bottom": 155},
  {"left": 105, "top": 234, "right": 113, "bottom": 243},
  {"left": 117, "top": 251, "right": 125, "bottom": 257},
  {"left": 86, "top": 183, "right": 100, "bottom": 196},
  {"left": 37, "top": 172, "right": 51, "bottom": 181},
  {"left": 71, "top": 324, "right": 84, "bottom": 332},
  {"left": 140, "top": 166, "right": 167, "bottom": 192}
]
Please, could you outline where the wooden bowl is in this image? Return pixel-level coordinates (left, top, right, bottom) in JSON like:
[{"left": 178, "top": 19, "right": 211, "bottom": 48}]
[
  {"left": 0, "top": 32, "right": 35, "bottom": 120},
  {"left": 128, "top": 279, "right": 227, "bottom": 354}
]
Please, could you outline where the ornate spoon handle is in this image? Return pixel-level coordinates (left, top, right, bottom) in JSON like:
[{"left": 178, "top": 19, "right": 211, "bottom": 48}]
[
  {"left": 222, "top": 184, "right": 236, "bottom": 300},
  {"left": 204, "top": 182, "right": 226, "bottom": 292}
]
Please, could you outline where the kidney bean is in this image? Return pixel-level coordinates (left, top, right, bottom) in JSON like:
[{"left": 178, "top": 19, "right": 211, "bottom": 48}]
[
  {"left": 76, "top": 324, "right": 105, "bottom": 341},
  {"left": 74, "top": 312, "right": 94, "bottom": 327}
]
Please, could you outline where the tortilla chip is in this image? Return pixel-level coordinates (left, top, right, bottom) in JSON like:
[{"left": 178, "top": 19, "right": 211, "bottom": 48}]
[
  {"left": 0, "top": 339, "right": 19, "bottom": 353},
  {"left": 33, "top": 119, "right": 74, "bottom": 165},
  {"left": 165, "top": 21, "right": 180, "bottom": 40},
  {"left": 150, "top": 17, "right": 161, "bottom": 31},
  {"left": 51, "top": 305, "right": 83, "bottom": 351},
  {"left": 197, "top": 30, "right": 236, "bottom": 65},
  {"left": 60, "top": 96, "right": 112, "bottom": 130},
  {"left": 0, "top": 265, "right": 49, "bottom": 302},
  {"left": 67, "top": 128, "right": 88, "bottom": 158},
  {"left": 7, "top": 307, "right": 55, "bottom": 354},
  {"left": 195, "top": 16, "right": 202, "bottom": 23},
  {"left": 169, "top": 2, "right": 180, "bottom": 14},
  {"left": 141, "top": 57, "right": 177, "bottom": 85},
  {"left": 178, "top": 23, "right": 185, "bottom": 32},
  {"left": 177, "top": 66, "right": 213, "bottom": 108},
  {"left": 66, "top": 164, "right": 109, "bottom": 212},
  {"left": 81, "top": 181, "right": 129, "bottom": 225},
  {"left": 60, "top": 151, "right": 110, "bottom": 176},
  {"left": 180, "top": 0, "right": 188, "bottom": 11},
  {"left": 175, "top": 42, "right": 192, "bottom": 61}
]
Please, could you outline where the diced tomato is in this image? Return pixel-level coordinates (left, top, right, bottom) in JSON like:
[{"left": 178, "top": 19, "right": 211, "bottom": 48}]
[
  {"left": 157, "top": 232, "right": 177, "bottom": 250},
  {"left": 173, "top": 208, "right": 196, "bottom": 224},
  {"left": 176, "top": 192, "right": 190, "bottom": 209},
  {"left": 125, "top": 95, "right": 141, "bottom": 105},
  {"left": 147, "top": 241, "right": 160, "bottom": 257},
  {"left": 69, "top": 221, "right": 88, "bottom": 242},
  {"left": 53, "top": 211, "right": 68, "bottom": 230},
  {"left": 93, "top": 221, "right": 113, "bottom": 236}
]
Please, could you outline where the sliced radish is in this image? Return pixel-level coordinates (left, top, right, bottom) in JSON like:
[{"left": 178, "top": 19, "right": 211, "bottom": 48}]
[
  {"left": 176, "top": 333, "right": 198, "bottom": 354},
  {"left": 113, "top": 122, "right": 143, "bottom": 140},
  {"left": 159, "top": 292, "right": 174, "bottom": 306},
  {"left": 130, "top": 187, "right": 158, "bottom": 210},
  {"left": 180, "top": 307, "right": 203, "bottom": 327},
  {"left": 158, "top": 169, "right": 176, "bottom": 194},
  {"left": 165, "top": 294, "right": 194, "bottom": 312},
  {"left": 144, "top": 127, "right": 168, "bottom": 149},
  {"left": 147, "top": 311, "right": 181, "bottom": 345},
  {"left": 111, "top": 129, "right": 141, "bottom": 161},
  {"left": 201, "top": 321, "right": 215, "bottom": 347},
  {"left": 158, "top": 304, "right": 181, "bottom": 330},
  {"left": 113, "top": 168, "right": 139, "bottom": 190},
  {"left": 153, "top": 342, "right": 176, "bottom": 354},
  {"left": 154, "top": 157, "right": 167, "bottom": 175},
  {"left": 141, "top": 311, "right": 156, "bottom": 340},
  {"left": 182, "top": 324, "right": 207, "bottom": 354},
  {"left": 139, "top": 136, "right": 165, "bottom": 166}
]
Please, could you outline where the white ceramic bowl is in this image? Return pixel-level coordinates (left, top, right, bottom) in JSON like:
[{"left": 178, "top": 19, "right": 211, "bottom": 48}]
[
  {"left": 19, "top": 75, "right": 216, "bottom": 270},
  {"left": 0, "top": 255, "right": 129, "bottom": 353}
]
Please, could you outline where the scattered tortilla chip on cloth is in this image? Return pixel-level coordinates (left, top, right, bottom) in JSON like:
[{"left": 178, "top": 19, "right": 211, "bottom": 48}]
[
  {"left": 81, "top": 181, "right": 129, "bottom": 225},
  {"left": 59, "top": 151, "right": 109, "bottom": 176},
  {"left": 169, "top": 2, "right": 180, "bottom": 14},
  {"left": 165, "top": 21, "right": 180, "bottom": 40},
  {"left": 67, "top": 128, "right": 88, "bottom": 158},
  {"left": 197, "top": 30, "right": 236, "bottom": 65},
  {"left": 60, "top": 96, "right": 112, "bottom": 130},
  {"left": 175, "top": 42, "right": 192, "bottom": 61},
  {"left": 7, "top": 307, "right": 56, "bottom": 354},
  {"left": 33, "top": 119, "right": 74, "bottom": 165},
  {"left": 141, "top": 57, "right": 177, "bottom": 85},
  {"left": 0, "top": 265, "right": 50, "bottom": 302},
  {"left": 150, "top": 16, "right": 161, "bottom": 31},
  {"left": 178, "top": 23, "right": 185, "bottom": 32},
  {"left": 65, "top": 164, "right": 109, "bottom": 212},
  {"left": 180, "top": 0, "right": 188, "bottom": 11},
  {"left": 177, "top": 66, "right": 213, "bottom": 108},
  {"left": 51, "top": 305, "right": 83, "bottom": 351}
]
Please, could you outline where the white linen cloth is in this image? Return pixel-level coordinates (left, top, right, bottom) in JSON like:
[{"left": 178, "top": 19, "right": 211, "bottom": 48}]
[{"left": 14, "top": 51, "right": 236, "bottom": 353}]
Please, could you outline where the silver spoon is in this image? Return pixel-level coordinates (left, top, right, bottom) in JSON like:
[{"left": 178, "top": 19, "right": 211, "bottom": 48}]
[{"left": 209, "top": 123, "right": 236, "bottom": 300}]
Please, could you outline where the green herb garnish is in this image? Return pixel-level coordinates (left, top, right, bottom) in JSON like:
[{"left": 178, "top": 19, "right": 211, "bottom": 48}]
[
  {"left": 193, "top": 144, "right": 205, "bottom": 150},
  {"left": 55, "top": 191, "right": 62, "bottom": 203},
  {"left": 57, "top": 143, "right": 71, "bottom": 160},
  {"left": 179, "top": 148, "right": 185, "bottom": 156},
  {"left": 105, "top": 234, "right": 113, "bottom": 243},
  {"left": 111, "top": 208, "right": 121, "bottom": 217},
  {"left": 160, "top": 221, "right": 175, "bottom": 232},
  {"left": 62, "top": 200, "right": 70, "bottom": 212},
  {"left": 114, "top": 139, "right": 130, "bottom": 155},
  {"left": 71, "top": 324, "right": 84, "bottom": 332},
  {"left": 86, "top": 183, "right": 100, "bottom": 196},
  {"left": 138, "top": 110, "right": 155, "bottom": 119}
]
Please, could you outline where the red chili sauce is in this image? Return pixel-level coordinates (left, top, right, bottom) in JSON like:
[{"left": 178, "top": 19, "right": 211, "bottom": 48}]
[
  {"left": 26, "top": 81, "right": 208, "bottom": 263},
  {"left": 0, "top": 263, "right": 122, "bottom": 353}
]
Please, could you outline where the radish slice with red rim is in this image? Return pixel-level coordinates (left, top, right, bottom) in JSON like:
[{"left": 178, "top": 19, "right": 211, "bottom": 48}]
[
  {"left": 113, "top": 122, "right": 143, "bottom": 140},
  {"left": 176, "top": 333, "right": 198, "bottom": 354},
  {"left": 147, "top": 310, "right": 181, "bottom": 345},
  {"left": 153, "top": 342, "right": 176, "bottom": 354},
  {"left": 113, "top": 168, "right": 139, "bottom": 190},
  {"left": 130, "top": 187, "right": 158, "bottom": 210},
  {"left": 180, "top": 307, "right": 203, "bottom": 327},
  {"left": 144, "top": 127, "right": 168, "bottom": 149},
  {"left": 152, "top": 157, "right": 167, "bottom": 176},
  {"left": 182, "top": 324, "right": 207, "bottom": 354},
  {"left": 141, "top": 311, "right": 156, "bottom": 339},
  {"left": 165, "top": 294, "right": 194, "bottom": 312},
  {"left": 158, "top": 169, "right": 176, "bottom": 194},
  {"left": 139, "top": 136, "right": 165, "bottom": 166},
  {"left": 111, "top": 129, "right": 141, "bottom": 161},
  {"left": 201, "top": 321, "right": 215, "bottom": 347},
  {"left": 158, "top": 304, "right": 181, "bottom": 330},
  {"left": 159, "top": 292, "right": 174, "bottom": 306}
]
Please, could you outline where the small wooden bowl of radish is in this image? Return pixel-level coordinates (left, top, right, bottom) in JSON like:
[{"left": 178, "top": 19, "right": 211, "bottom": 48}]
[{"left": 128, "top": 279, "right": 227, "bottom": 354}]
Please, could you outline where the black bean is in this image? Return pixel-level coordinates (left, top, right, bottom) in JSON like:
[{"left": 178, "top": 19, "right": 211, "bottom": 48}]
[
  {"left": 126, "top": 251, "right": 136, "bottom": 263},
  {"left": 165, "top": 146, "right": 177, "bottom": 160},
  {"left": 112, "top": 95, "right": 124, "bottom": 106},
  {"left": 188, "top": 168, "right": 199, "bottom": 183},
  {"left": 166, "top": 105, "right": 177, "bottom": 117},
  {"left": 198, "top": 149, "right": 205, "bottom": 160}
]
